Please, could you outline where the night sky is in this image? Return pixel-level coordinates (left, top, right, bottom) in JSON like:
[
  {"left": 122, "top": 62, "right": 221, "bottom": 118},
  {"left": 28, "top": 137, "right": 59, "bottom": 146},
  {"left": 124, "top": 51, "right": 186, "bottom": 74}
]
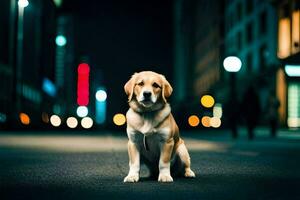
[{"left": 61, "top": 0, "right": 174, "bottom": 120}]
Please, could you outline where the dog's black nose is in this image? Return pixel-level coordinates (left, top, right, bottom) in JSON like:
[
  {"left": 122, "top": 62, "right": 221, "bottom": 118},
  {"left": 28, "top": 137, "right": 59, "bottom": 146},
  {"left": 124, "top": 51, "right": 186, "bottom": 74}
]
[{"left": 143, "top": 91, "right": 151, "bottom": 98}]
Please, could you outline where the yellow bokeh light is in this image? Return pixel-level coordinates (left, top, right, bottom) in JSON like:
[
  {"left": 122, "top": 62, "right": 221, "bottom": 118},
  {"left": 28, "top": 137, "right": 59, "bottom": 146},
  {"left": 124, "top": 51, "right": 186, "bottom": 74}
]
[
  {"left": 201, "top": 116, "right": 210, "bottom": 127},
  {"left": 113, "top": 113, "right": 126, "bottom": 126},
  {"left": 201, "top": 95, "right": 215, "bottom": 108},
  {"left": 210, "top": 117, "right": 221, "bottom": 128},
  {"left": 19, "top": 113, "right": 30, "bottom": 125},
  {"left": 188, "top": 115, "right": 200, "bottom": 127}
]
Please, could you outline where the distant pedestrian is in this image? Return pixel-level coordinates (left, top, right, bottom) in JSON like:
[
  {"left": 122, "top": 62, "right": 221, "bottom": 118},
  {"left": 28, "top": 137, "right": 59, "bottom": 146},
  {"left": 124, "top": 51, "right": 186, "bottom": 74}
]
[
  {"left": 267, "top": 90, "right": 280, "bottom": 138},
  {"left": 241, "top": 85, "right": 261, "bottom": 140},
  {"left": 226, "top": 98, "right": 239, "bottom": 139}
]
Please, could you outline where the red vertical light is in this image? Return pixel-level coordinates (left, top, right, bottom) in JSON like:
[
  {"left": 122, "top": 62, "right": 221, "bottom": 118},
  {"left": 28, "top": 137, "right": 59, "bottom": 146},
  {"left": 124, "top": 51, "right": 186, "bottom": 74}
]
[{"left": 77, "top": 63, "right": 90, "bottom": 106}]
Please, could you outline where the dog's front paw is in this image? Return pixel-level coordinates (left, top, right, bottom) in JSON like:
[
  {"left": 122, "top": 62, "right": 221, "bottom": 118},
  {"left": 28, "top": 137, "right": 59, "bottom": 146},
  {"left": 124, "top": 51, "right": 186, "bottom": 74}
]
[
  {"left": 184, "top": 168, "right": 196, "bottom": 178},
  {"left": 158, "top": 174, "right": 173, "bottom": 182},
  {"left": 124, "top": 174, "right": 139, "bottom": 183}
]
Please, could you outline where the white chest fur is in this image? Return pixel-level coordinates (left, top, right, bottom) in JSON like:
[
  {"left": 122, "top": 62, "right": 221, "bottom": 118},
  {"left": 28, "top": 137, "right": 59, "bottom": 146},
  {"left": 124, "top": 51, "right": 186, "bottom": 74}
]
[{"left": 126, "top": 105, "right": 171, "bottom": 160}]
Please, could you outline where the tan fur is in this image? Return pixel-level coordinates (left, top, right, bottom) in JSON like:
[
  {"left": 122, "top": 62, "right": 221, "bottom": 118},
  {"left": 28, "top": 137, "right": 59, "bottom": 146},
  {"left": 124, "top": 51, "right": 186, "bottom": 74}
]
[{"left": 123, "top": 71, "right": 195, "bottom": 183}]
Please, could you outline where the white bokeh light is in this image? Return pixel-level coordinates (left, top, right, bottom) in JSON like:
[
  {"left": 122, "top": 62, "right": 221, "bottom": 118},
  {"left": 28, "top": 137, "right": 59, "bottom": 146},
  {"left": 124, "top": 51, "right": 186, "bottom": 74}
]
[
  {"left": 66, "top": 117, "right": 78, "bottom": 128},
  {"left": 223, "top": 56, "right": 242, "bottom": 72},
  {"left": 50, "top": 115, "right": 61, "bottom": 127},
  {"left": 95, "top": 90, "right": 107, "bottom": 102},
  {"left": 76, "top": 106, "right": 88, "bottom": 117},
  {"left": 81, "top": 117, "right": 93, "bottom": 129},
  {"left": 18, "top": 0, "right": 29, "bottom": 8}
]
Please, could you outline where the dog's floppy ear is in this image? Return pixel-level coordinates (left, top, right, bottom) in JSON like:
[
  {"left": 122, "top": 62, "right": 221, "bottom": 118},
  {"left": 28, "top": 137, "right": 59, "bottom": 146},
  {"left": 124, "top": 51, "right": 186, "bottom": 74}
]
[
  {"left": 161, "top": 75, "right": 173, "bottom": 103},
  {"left": 124, "top": 73, "right": 137, "bottom": 102}
]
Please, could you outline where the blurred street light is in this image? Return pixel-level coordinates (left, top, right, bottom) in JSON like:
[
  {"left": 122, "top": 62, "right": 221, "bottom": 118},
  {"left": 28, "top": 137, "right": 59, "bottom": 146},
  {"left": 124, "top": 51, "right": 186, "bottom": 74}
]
[
  {"left": 15, "top": 0, "right": 29, "bottom": 115},
  {"left": 95, "top": 88, "right": 107, "bottom": 124},
  {"left": 55, "top": 35, "right": 67, "bottom": 47},
  {"left": 188, "top": 115, "right": 200, "bottom": 127},
  {"left": 76, "top": 106, "right": 88, "bottom": 118},
  {"left": 213, "top": 103, "right": 223, "bottom": 118},
  {"left": 66, "top": 117, "right": 78, "bottom": 128},
  {"left": 77, "top": 63, "right": 90, "bottom": 106},
  {"left": 50, "top": 115, "right": 61, "bottom": 127},
  {"left": 201, "top": 95, "right": 215, "bottom": 108},
  {"left": 18, "top": 0, "right": 29, "bottom": 8},
  {"left": 223, "top": 56, "right": 242, "bottom": 138},
  {"left": 210, "top": 117, "right": 221, "bottom": 128},
  {"left": 113, "top": 113, "right": 126, "bottom": 126},
  {"left": 95, "top": 89, "right": 107, "bottom": 102},
  {"left": 81, "top": 117, "right": 93, "bottom": 129},
  {"left": 201, "top": 116, "right": 210, "bottom": 127},
  {"left": 19, "top": 113, "right": 30, "bottom": 125},
  {"left": 223, "top": 56, "right": 242, "bottom": 72}
]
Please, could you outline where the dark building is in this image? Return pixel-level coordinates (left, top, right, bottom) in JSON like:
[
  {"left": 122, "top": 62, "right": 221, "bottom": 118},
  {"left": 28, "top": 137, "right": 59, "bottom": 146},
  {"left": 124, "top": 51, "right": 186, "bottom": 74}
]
[
  {"left": 173, "top": 0, "right": 225, "bottom": 129},
  {"left": 224, "top": 0, "right": 278, "bottom": 117},
  {"left": 0, "top": 0, "right": 58, "bottom": 129},
  {"left": 0, "top": 0, "right": 15, "bottom": 128}
]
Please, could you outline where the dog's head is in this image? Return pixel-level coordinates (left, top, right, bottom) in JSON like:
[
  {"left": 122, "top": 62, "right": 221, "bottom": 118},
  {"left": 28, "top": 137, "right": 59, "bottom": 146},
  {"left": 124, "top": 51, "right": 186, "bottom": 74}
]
[{"left": 124, "top": 71, "right": 173, "bottom": 109}]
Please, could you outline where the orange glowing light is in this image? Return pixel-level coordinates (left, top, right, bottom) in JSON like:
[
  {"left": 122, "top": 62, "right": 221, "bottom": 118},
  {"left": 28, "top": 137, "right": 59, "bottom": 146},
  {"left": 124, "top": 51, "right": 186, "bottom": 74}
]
[
  {"left": 19, "top": 113, "right": 30, "bottom": 125},
  {"left": 201, "top": 116, "right": 210, "bottom": 127},
  {"left": 188, "top": 115, "right": 200, "bottom": 127}
]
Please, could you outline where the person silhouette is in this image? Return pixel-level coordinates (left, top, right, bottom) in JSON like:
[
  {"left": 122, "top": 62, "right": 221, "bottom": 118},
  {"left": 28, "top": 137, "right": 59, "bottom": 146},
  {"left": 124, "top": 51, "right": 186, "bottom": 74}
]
[
  {"left": 267, "top": 90, "right": 280, "bottom": 138},
  {"left": 241, "top": 85, "right": 261, "bottom": 140}
]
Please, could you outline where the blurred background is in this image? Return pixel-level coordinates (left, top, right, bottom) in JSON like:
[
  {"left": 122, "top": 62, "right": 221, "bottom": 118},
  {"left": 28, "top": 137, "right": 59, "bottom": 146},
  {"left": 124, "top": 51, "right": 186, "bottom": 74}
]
[{"left": 0, "top": 0, "right": 299, "bottom": 132}]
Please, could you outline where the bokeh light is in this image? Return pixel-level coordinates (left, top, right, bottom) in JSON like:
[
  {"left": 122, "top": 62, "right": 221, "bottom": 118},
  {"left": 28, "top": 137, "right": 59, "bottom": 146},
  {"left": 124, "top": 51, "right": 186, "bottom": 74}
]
[
  {"left": 223, "top": 56, "right": 242, "bottom": 72},
  {"left": 81, "top": 117, "right": 93, "bottom": 129},
  {"left": 19, "top": 113, "right": 30, "bottom": 125},
  {"left": 55, "top": 35, "right": 67, "bottom": 47},
  {"left": 96, "top": 90, "right": 107, "bottom": 102},
  {"left": 66, "top": 117, "right": 78, "bottom": 128},
  {"left": 210, "top": 117, "right": 221, "bottom": 128},
  {"left": 188, "top": 115, "right": 200, "bottom": 127},
  {"left": 76, "top": 106, "right": 88, "bottom": 117},
  {"left": 50, "top": 115, "right": 61, "bottom": 127},
  {"left": 77, "top": 63, "right": 90, "bottom": 106},
  {"left": 18, "top": 0, "right": 29, "bottom": 8},
  {"left": 113, "top": 113, "right": 126, "bottom": 126},
  {"left": 213, "top": 103, "right": 223, "bottom": 118},
  {"left": 201, "top": 116, "right": 210, "bottom": 127},
  {"left": 42, "top": 112, "right": 49, "bottom": 123},
  {"left": 201, "top": 95, "right": 215, "bottom": 108}
]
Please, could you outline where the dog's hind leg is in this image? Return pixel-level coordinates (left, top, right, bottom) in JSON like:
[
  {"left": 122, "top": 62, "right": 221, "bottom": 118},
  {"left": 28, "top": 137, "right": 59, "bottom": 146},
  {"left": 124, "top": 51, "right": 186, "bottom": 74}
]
[{"left": 176, "top": 141, "right": 196, "bottom": 178}]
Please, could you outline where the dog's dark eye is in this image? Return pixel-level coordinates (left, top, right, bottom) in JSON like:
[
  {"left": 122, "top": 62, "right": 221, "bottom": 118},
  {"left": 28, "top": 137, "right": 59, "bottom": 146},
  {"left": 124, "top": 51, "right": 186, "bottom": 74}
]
[
  {"left": 137, "top": 82, "right": 144, "bottom": 86},
  {"left": 152, "top": 82, "right": 160, "bottom": 88}
]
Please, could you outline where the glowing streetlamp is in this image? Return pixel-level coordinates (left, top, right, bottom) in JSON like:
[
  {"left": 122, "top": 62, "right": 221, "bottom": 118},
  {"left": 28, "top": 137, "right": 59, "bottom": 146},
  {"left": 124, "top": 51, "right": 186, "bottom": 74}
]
[
  {"left": 18, "top": 0, "right": 29, "bottom": 8},
  {"left": 223, "top": 56, "right": 242, "bottom": 138},
  {"left": 223, "top": 56, "right": 242, "bottom": 72},
  {"left": 55, "top": 35, "right": 67, "bottom": 47},
  {"left": 15, "top": 0, "right": 29, "bottom": 114}
]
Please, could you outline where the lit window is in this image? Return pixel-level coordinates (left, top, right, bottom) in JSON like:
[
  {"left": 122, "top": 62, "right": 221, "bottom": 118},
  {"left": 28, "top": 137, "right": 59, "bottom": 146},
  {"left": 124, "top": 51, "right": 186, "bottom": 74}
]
[
  {"left": 278, "top": 17, "right": 291, "bottom": 58},
  {"left": 292, "top": 10, "right": 300, "bottom": 53}
]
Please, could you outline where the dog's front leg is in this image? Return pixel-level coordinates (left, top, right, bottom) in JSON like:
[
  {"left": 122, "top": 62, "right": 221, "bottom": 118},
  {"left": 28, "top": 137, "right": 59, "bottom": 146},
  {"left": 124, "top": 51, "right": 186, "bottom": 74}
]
[
  {"left": 124, "top": 140, "right": 140, "bottom": 182},
  {"left": 158, "top": 138, "right": 174, "bottom": 182}
]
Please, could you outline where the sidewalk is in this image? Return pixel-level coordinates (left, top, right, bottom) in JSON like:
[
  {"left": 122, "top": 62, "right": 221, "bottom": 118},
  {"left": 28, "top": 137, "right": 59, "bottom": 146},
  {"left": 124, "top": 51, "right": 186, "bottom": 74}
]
[{"left": 182, "top": 126, "right": 300, "bottom": 141}]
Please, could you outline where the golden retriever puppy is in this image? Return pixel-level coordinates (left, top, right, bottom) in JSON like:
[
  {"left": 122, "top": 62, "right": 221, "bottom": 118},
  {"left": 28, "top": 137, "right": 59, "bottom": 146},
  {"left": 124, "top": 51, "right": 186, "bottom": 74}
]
[{"left": 123, "top": 71, "right": 195, "bottom": 182}]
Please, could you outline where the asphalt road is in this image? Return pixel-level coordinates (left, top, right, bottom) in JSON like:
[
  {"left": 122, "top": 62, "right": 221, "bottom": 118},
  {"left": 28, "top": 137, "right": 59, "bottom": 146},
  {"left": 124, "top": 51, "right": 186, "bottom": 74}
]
[{"left": 0, "top": 131, "right": 300, "bottom": 200}]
